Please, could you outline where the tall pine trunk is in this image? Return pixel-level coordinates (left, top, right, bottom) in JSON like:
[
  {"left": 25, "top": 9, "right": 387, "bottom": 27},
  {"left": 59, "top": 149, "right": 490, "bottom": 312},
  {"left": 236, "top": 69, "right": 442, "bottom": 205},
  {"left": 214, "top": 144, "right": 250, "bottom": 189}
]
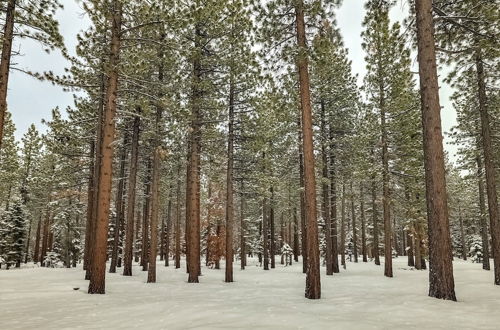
[
  {"left": 351, "top": 182, "right": 358, "bottom": 263},
  {"left": 360, "top": 184, "right": 367, "bottom": 262},
  {"left": 141, "top": 159, "right": 152, "bottom": 271},
  {"left": 88, "top": 1, "right": 122, "bottom": 294},
  {"left": 297, "top": 113, "right": 307, "bottom": 274},
  {"left": 476, "top": 151, "right": 490, "bottom": 270},
  {"left": 225, "top": 77, "right": 235, "bottom": 282},
  {"left": 321, "top": 101, "right": 333, "bottom": 275},
  {"left": 475, "top": 47, "right": 500, "bottom": 285},
  {"left": 123, "top": 111, "right": 140, "bottom": 276},
  {"left": 295, "top": 0, "right": 321, "bottom": 300},
  {"left": 110, "top": 129, "right": 130, "bottom": 273},
  {"left": 0, "top": 0, "right": 15, "bottom": 150},
  {"left": 414, "top": 0, "right": 456, "bottom": 300}
]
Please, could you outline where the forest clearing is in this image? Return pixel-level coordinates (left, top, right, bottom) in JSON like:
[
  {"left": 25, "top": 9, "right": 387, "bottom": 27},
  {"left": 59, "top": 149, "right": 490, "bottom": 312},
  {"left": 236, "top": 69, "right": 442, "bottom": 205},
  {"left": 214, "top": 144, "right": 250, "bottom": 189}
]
[{"left": 0, "top": 0, "right": 499, "bottom": 329}]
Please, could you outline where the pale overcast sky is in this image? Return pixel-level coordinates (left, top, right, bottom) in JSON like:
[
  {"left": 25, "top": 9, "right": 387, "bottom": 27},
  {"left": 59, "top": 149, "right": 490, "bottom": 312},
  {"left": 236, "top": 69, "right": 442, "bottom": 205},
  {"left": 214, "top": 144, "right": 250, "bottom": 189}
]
[{"left": 7, "top": 0, "right": 458, "bottom": 160}]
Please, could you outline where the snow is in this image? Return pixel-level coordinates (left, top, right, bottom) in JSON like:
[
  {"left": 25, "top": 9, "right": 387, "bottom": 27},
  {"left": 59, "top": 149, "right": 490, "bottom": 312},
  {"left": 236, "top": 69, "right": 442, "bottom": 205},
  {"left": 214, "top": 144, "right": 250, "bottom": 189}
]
[{"left": 1, "top": 258, "right": 499, "bottom": 329}]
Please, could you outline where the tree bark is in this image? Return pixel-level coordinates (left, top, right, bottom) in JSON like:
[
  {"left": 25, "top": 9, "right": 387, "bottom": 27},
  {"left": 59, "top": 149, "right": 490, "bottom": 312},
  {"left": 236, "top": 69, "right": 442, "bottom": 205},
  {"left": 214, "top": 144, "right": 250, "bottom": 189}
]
[
  {"left": 475, "top": 47, "right": 500, "bottom": 285},
  {"left": 110, "top": 128, "right": 130, "bottom": 273},
  {"left": 414, "top": 0, "right": 456, "bottom": 300},
  {"left": 225, "top": 77, "right": 235, "bottom": 282},
  {"left": 459, "top": 206, "right": 467, "bottom": 260},
  {"left": 360, "top": 184, "right": 367, "bottom": 262},
  {"left": 88, "top": 1, "right": 122, "bottom": 294},
  {"left": 321, "top": 101, "right": 333, "bottom": 275},
  {"left": 476, "top": 152, "right": 490, "bottom": 270},
  {"left": 33, "top": 216, "right": 41, "bottom": 264},
  {"left": 351, "top": 181, "right": 358, "bottom": 263},
  {"left": 240, "top": 183, "right": 247, "bottom": 269},
  {"left": 295, "top": 0, "right": 321, "bottom": 299},
  {"left": 371, "top": 165, "right": 380, "bottom": 266},
  {"left": 270, "top": 186, "right": 276, "bottom": 269},
  {"left": 186, "top": 25, "right": 203, "bottom": 283},
  {"left": 341, "top": 183, "right": 346, "bottom": 268},
  {"left": 141, "top": 159, "right": 152, "bottom": 271},
  {"left": 0, "top": 0, "right": 16, "bottom": 151},
  {"left": 329, "top": 126, "right": 340, "bottom": 273},
  {"left": 123, "top": 111, "right": 140, "bottom": 276},
  {"left": 175, "top": 163, "right": 182, "bottom": 269},
  {"left": 263, "top": 193, "right": 269, "bottom": 271},
  {"left": 297, "top": 113, "right": 307, "bottom": 274}
]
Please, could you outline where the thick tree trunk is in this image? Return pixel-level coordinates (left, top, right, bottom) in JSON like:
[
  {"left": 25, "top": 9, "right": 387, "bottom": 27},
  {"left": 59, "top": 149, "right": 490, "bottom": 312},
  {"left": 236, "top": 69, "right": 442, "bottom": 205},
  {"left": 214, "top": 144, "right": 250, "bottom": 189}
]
[
  {"left": 110, "top": 129, "right": 130, "bottom": 273},
  {"left": 186, "top": 26, "right": 203, "bottom": 283},
  {"left": 360, "top": 184, "right": 367, "bottom": 262},
  {"left": 225, "top": 78, "right": 235, "bottom": 282},
  {"left": 414, "top": 0, "right": 456, "bottom": 300},
  {"left": 295, "top": 1, "right": 321, "bottom": 299},
  {"left": 321, "top": 101, "right": 333, "bottom": 275},
  {"left": 0, "top": 0, "right": 16, "bottom": 150},
  {"left": 123, "top": 112, "right": 140, "bottom": 276},
  {"left": 475, "top": 48, "right": 500, "bottom": 285},
  {"left": 476, "top": 152, "right": 490, "bottom": 270},
  {"left": 88, "top": 2, "right": 122, "bottom": 294}
]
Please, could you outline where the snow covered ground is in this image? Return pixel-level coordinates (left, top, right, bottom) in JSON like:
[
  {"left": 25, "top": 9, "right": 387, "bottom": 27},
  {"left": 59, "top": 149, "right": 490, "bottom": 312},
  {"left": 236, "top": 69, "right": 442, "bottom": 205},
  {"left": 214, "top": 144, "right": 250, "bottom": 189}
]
[{"left": 1, "top": 257, "right": 499, "bottom": 329}]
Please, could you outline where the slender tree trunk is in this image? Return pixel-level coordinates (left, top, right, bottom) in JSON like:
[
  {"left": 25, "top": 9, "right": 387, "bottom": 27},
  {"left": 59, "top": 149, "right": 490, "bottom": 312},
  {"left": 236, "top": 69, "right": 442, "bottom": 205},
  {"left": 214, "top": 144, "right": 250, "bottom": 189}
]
[
  {"left": 475, "top": 47, "right": 500, "bottom": 285},
  {"left": 293, "top": 207, "right": 300, "bottom": 263},
  {"left": 0, "top": 0, "right": 16, "bottom": 150},
  {"left": 341, "top": 183, "right": 346, "bottom": 268},
  {"left": 88, "top": 2, "right": 122, "bottom": 294},
  {"left": 240, "top": 183, "right": 247, "bottom": 269},
  {"left": 110, "top": 129, "right": 130, "bottom": 273},
  {"left": 123, "top": 111, "right": 140, "bottom": 276},
  {"left": 83, "top": 141, "right": 95, "bottom": 271},
  {"left": 297, "top": 113, "right": 307, "bottom": 274},
  {"left": 33, "top": 216, "right": 41, "bottom": 264},
  {"left": 351, "top": 181, "right": 358, "bottom": 263},
  {"left": 360, "top": 184, "right": 367, "bottom": 262},
  {"left": 476, "top": 152, "right": 490, "bottom": 270},
  {"left": 134, "top": 207, "right": 141, "bottom": 263},
  {"left": 175, "top": 163, "right": 182, "bottom": 269},
  {"left": 141, "top": 159, "right": 152, "bottom": 271},
  {"left": 407, "top": 230, "right": 415, "bottom": 267},
  {"left": 225, "top": 77, "right": 235, "bottom": 283},
  {"left": 321, "top": 101, "right": 333, "bottom": 275},
  {"left": 459, "top": 206, "right": 467, "bottom": 261},
  {"left": 165, "top": 190, "right": 172, "bottom": 266},
  {"left": 381, "top": 95, "right": 392, "bottom": 277},
  {"left": 414, "top": 228, "right": 422, "bottom": 270},
  {"left": 414, "top": 0, "right": 456, "bottom": 300},
  {"left": 329, "top": 127, "right": 340, "bottom": 273},
  {"left": 263, "top": 194, "right": 269, "bottom": 271},
  {"left": 371, "top": 167, "right": 380, "bottom": 266},
  {"left": 270, "top": 186, "right": 276, "bottom": 269},
  {"left": 295, "top": 0, "right": 321, "bottom": 299}
]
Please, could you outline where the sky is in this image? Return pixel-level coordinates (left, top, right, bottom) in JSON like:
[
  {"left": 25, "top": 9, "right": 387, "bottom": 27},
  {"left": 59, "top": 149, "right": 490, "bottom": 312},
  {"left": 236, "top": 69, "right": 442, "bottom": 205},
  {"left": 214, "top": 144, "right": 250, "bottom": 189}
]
[{"left": 7, "top": 0, "right": 458, "bottom": 161}]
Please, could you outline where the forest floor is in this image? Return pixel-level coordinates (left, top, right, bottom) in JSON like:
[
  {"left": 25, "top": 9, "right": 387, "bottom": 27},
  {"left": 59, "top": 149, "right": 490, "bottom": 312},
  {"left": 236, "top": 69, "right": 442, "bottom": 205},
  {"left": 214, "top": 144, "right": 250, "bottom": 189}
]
[{"left": 1, "top": 257, "right": 499, "bottom": 329}]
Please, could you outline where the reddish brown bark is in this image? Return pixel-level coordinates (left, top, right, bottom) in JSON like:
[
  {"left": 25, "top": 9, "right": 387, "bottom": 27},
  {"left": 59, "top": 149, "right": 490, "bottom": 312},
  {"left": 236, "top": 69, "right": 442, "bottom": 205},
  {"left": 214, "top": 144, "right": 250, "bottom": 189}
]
[
  {"left": 88, "top": 1, "right": 122, "bottom": 294},
  {"left": 0, "top": 0, "right": 16, "bottom": 150},
  {"left": 295, "top": 0, "right": 320, "bottom": 299},
  {"left": 414, "top": 0, "right": 456, "bottom": 300}
]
